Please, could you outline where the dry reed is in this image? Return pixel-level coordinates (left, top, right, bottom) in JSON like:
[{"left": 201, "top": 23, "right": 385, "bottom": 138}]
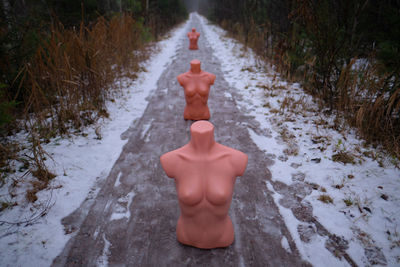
[
  {"left": 21, "top": 14, "right": 144, "bottom": 134},
  {"left": 218, "top": 19, "right": 400, "bottom": 159},
  {"left": 9, "top": 13, "right": 149, "bottom": 201}
]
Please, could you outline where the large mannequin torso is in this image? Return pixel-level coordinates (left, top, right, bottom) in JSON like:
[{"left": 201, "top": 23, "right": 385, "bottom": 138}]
[
  {"left": 160, "top": 121, "right": 248, "bottom": 249},
  {"left": 177, "top": 60, "right": 216, "bottom": 121},
  {"left": 187, "top": 28, "right": 200, "bottom": 50}
]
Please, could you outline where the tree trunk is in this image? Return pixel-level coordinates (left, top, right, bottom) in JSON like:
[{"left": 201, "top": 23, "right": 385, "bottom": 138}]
[{"left": 1, "top": 0, "right": 13, "bottom": 29}]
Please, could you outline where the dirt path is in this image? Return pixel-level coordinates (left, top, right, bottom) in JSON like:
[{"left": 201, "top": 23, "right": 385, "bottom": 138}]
[{"left": 53, "top": 15, "right": 311, "bottom": 267}]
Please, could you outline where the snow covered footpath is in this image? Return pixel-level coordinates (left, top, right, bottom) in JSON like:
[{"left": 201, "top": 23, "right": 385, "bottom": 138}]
[
  {"left": 199, "top": 14, "right": 400, "bottom": 267},
  {"left": 0, "top": 20, "right": 189, "bottom": 266}
]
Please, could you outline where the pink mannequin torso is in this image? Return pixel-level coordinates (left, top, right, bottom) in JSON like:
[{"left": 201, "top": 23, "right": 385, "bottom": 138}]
[
  {"left": 187, "top": 28, "right": 200, "bottom": 50},
  {"left": 160, "top": 121, "right": 248, "bottom": 249},
  {"left": 177, "top": 60, "right": 216, "bottom": 121}
]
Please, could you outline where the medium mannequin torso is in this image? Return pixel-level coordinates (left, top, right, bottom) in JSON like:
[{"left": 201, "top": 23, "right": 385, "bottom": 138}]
[
  {"left": 160, "top": 121, "right": 248, "bottom": 249},
  {"left": 178, "top": 71, "right": 214, "bottom": 120},
  {"left": 187, "top": 28, "right": 200, "bottom": 50},
  {"left": 177, "top": 60, "right": 216, "bottom": 121}
]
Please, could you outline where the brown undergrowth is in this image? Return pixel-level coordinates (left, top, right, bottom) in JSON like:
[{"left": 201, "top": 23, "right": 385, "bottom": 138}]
[
  {"left": 20, "top": 14, "right": 145, "bottom": 136},
  {"left": 218, "top": 19, "right": 400, "bottom": 160},
  {"left": 2, "top": 14, "right": 152, "bottom": 203}
]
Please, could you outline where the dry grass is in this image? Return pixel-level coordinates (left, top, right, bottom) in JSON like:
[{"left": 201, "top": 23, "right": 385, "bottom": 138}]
[
  {"left": 332, "top": 151, "right": 356, "bottom": 165},
  {"left": 218, "top": 19, "right": 400, "bottom": 161},
  {"left": 279, "top": 128, "right": 299, "bottom": 156},
  {"left": 334, "top": 59, "right": 400, "bottom": 159},
  {"left": 0, "top": 142, "right": 19, "bottom": 186},
  {"left": 0, "top": 201, "right": 17, "bottom": 212},
  {"left": 4, "top": 14, "right": 151, "bottom": 202},
  {"left": 280, "top": 96, "right": 294, "bottom": 113},
  {"left": 343, "top": 198, "right": 353, "bottom": 206},
  {"left": 318, "top": 194, "right": 334, "bottom": 204},
  {"left": 269, "top": 108, "right": 281, "bottom": 114},
  {"left": 20, "top": 14, "right": 145, "bottom": 135},
  {"left": 0, "top": 143, "right": 17, "bottom": 171}
]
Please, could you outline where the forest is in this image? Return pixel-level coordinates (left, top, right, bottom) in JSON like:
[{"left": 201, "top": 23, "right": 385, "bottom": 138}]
[
  {"left": 0, "top": 0, "right": 399, "bottom": 195},
  {"left": 198, "top": 0, "right": 400, "bottom": 159},
  {"left": 0, "top": 0, "right": 187, "bottom": 187}
]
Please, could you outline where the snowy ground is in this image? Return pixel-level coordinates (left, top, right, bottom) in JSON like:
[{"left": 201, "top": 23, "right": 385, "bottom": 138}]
[
  {"left": 1, "top": 13, "right": 399, "bottom": 267},
  {"left": 0, "top": 20, "right": 189, "bottom": 267},
  {"left": 199, "top": 14, "right": 400, "bottom": 267}
]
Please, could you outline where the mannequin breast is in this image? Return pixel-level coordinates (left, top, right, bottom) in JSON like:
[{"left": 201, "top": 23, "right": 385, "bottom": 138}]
[
  {"left": 188, "top": 32, "right": 199, "bottom": 40},
  {"left": 184, "top": 75, "right": 210, "bottom": 96},
  {"left": 177, "top": 174, "right": 234, "bottom": 208},
  {"left": 175, "top": 155, "right": 235, "bottom": 211},
  {"left": 184, "top": 84, "right": 209, "bottom": 100}
]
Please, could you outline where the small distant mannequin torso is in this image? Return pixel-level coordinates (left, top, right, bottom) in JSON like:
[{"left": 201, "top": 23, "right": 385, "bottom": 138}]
[
  {"left": 177, "top": 60, "right": 216, "bottom": 121},
  {"left": 160, "top": 121, "right": 248, "bottom": 249},
  {"left": 187, "top": 28, "right": 200, "bottom": 50}
]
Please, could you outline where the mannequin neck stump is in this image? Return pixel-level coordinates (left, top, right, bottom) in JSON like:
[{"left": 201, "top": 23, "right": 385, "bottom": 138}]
[
  {"left": 190, "top": 60, "right": 201, "bottom": 74},
  {"left": 189, "top": 121, "right": 215, "bottom": 153}
]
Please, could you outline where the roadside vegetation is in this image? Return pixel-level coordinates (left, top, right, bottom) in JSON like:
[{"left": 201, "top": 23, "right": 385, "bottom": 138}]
[
  {"left": 0, "top": 0, "right": 187, "bottom": 202},
  {"left": 198, "top": 0, "right": 400, "bottom": 160}
]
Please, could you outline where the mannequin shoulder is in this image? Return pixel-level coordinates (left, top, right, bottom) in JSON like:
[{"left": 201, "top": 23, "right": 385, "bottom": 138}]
[
  {"left": 160, "top": 147, "right": 193, "bottom": 178},
  {"left": 202, "top": 72, "right": 216, "bottom": 84},
  {"left": 160, "top": 150, "right": 176, "bottom": 164},
  {"left": 160, "top": 150, "right": 180, "bottom": 178},
  {"left": 209, "top": 73, "right": 216, "bottom": 84},
  {"left": 217, "top": 145, "right": 248, "bottom": 176},
  {"left": 177, "top": 73, "right": 189, "bottom": 85},
  {"left": 225, "top": 146, "right": 247, "bottom": 163},
  {"left": 230, "top": 149, "right": 248, "bottom": 176},
  {"left": 214, "top": 144, "right": 247, "bottom": 161},
  {"left": 160, "top": 146, "right": 192, "bottom": 165}
]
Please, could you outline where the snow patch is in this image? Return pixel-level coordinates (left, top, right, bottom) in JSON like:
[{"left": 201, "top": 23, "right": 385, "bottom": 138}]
[
  {"left": 281, "top": 236, "right": 291, "bottom": 253},
  {"left": 96, "top": 233, "right": 111, "bottom": 267},
  {"left": 110, "top": 192, "right": 135, "bottom": 221},
  {"left": 114, "top": 172, "right": 122, "bottom": 188},
  {"left": 140, "top": 118, "right": 154, "bottom": 142}
]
